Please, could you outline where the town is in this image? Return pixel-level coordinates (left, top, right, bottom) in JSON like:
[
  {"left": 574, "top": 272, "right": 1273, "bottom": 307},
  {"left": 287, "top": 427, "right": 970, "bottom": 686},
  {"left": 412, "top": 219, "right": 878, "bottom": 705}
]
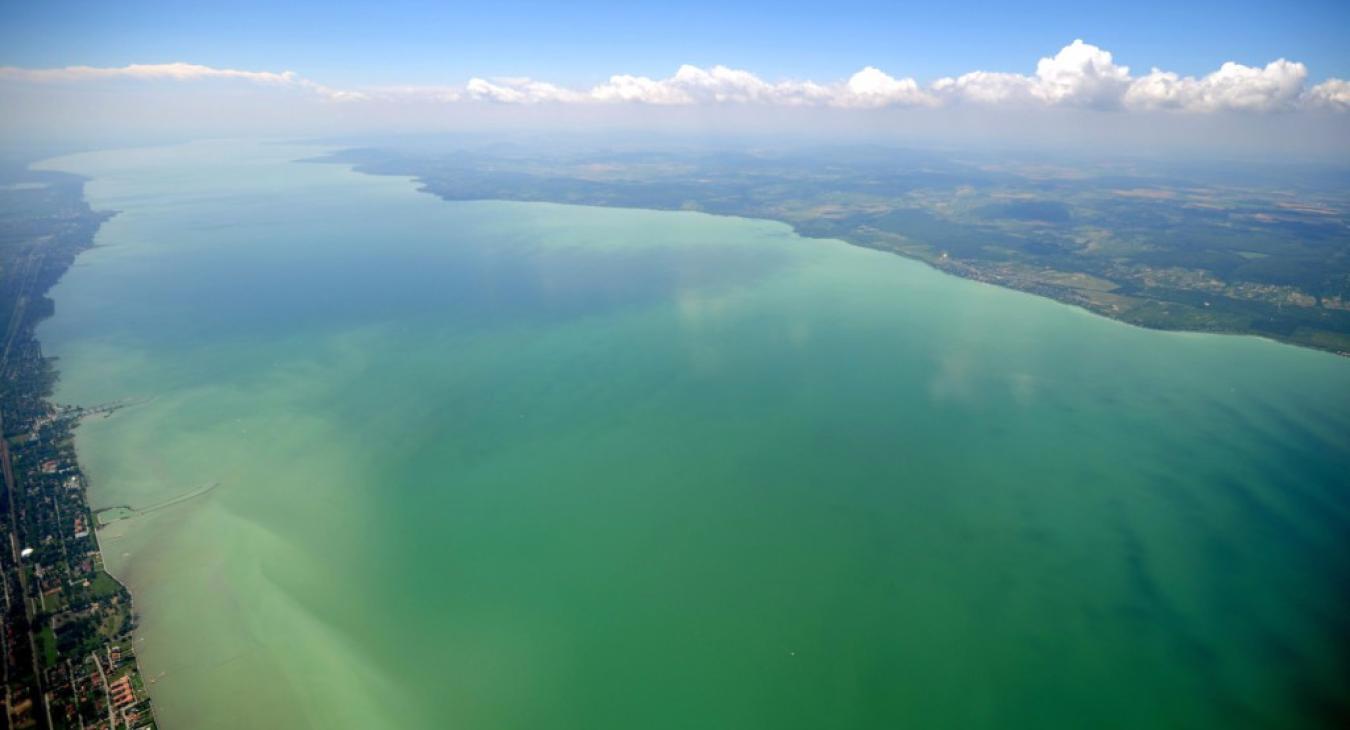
[{"left": 1, "top": 163, "right": 155, "bottom": 729}]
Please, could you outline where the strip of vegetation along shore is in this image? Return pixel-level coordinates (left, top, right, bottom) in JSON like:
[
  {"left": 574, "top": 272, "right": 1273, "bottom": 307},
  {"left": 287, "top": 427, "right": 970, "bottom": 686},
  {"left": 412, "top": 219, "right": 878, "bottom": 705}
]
[{"left": 0, "top": 162, "right": 157, "bottom": 729}]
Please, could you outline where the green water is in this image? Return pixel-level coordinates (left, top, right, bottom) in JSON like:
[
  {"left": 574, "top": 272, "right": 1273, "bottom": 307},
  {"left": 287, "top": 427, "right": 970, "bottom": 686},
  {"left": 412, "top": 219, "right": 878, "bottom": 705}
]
[{"left": 37, "top": 141, "right": 1350, "bottom": 729}]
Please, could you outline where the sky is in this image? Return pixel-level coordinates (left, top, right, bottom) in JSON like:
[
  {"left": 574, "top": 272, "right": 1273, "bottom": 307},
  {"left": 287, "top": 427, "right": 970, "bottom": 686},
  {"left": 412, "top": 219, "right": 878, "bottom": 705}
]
[
  {"left": 2, "top": 0, "right": 1348, "bottom": 157},
  {"left": 3, "top": 0, "right": 1349, "bottom": 86}
]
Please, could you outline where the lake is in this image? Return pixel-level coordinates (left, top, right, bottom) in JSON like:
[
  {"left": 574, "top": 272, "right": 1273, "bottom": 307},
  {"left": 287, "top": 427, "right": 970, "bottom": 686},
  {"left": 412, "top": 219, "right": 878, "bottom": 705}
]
[{"left": 37, "top": 141, "right": 1350, "bottom": 729}]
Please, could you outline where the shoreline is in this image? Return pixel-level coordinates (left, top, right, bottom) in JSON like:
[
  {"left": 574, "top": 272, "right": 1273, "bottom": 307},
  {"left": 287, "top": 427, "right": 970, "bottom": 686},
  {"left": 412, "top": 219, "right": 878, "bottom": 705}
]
[
  {"left": 0, "top": 162, "right": 157, "bottom": 728},
  {"left": 343, "top": 179, "right": 1350, "bottom": 360},
  {"left": 311, "top": 149, "right": 1350, "bottom": 359}
]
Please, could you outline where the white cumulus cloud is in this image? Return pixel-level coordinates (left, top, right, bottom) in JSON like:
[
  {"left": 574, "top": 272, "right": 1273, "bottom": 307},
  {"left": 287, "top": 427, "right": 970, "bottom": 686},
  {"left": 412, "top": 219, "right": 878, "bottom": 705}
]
[
  {"left": 1124, "top": 59, "right": 1308, "bottom": 112},
  {"left": 0, "top": 61, "right": 365, "bottom": 101},
  {"left": 1031, "top": 39, "right": 1132, "bottom": 106},
  {"left": 835, "top": 67, "right": 936, "bottom": 108},
  {"left": 1303, "top": 78, "right": 1350, "bottom": 110},
  {"left": 3, "top": 43, "right": 1347, "bottom": 114},
  {"left": 589, "top": 65, "right": 837, "bottom": 106},
  {"left": 933, "top": 40, "right": 1131, "bottom": 108},
  {"left": 932, "top": 71, "right": 1035, "bottom": 105},
  {"left": 590, "top": 73, "right": 696, "bottom": 104},
  {"left": 465, "top": 77, "right": 584, "bottom": 104}
]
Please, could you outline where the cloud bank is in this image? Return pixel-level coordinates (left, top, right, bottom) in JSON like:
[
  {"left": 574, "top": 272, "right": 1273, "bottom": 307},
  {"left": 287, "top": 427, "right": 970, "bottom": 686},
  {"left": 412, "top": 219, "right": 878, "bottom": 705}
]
[
  {"left": 2, "top": 40, "right": 1347, "bottom": 113},
  {"left": 0, "top": 61, "right": 365, "bottom": 101}
]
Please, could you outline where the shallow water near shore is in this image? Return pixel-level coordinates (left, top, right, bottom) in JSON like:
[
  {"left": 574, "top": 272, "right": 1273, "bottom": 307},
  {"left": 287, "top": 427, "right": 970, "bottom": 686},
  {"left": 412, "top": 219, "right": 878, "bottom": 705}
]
[{"left": 36, "top": 140, "right": 1350, "bottom": 728}]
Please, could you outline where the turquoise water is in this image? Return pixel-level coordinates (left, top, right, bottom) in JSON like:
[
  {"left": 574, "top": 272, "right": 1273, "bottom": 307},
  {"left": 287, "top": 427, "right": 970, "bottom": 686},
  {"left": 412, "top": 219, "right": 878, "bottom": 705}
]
[{"left": 37, "top": 141, "right": 1350, "bottom": 728}]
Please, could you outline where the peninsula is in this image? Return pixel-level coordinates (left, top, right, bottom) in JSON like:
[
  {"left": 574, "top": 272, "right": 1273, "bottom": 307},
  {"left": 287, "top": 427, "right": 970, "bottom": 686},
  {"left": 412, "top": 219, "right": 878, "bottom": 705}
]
[{"left": 321, "top": 144, "right": 1350, "bottom": 355}]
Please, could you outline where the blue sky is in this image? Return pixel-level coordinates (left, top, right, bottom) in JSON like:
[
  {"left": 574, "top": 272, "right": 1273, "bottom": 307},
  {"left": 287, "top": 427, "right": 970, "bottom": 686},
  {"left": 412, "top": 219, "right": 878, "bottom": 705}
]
[
  {"left": 3, "top": 0, "right": 1347, "bottom": 157},
  {"left": 2, "top": 0, "right": 1348, "bottom": 85}
]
